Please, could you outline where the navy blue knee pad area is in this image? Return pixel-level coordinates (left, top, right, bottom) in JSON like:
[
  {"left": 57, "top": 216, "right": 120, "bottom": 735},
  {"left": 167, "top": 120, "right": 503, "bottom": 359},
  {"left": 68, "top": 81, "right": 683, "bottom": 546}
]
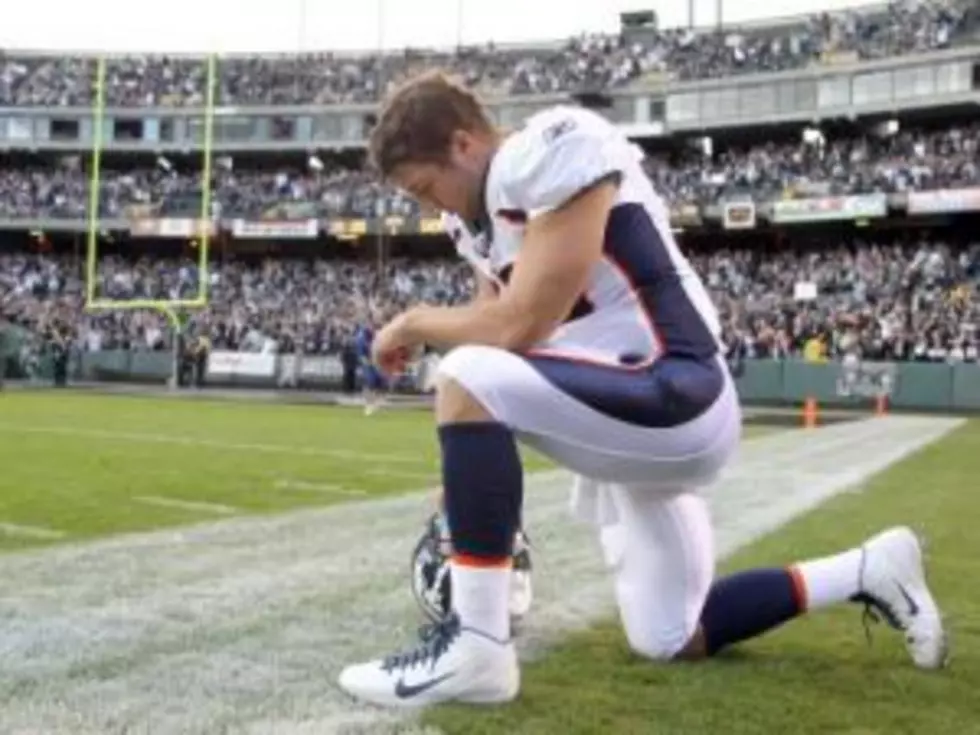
[
  {"left": 700, "top": 568, "right": 803, "bottom": 656},
  {"left": 438, "top": 422, "right": 523, "bottom": 559}
]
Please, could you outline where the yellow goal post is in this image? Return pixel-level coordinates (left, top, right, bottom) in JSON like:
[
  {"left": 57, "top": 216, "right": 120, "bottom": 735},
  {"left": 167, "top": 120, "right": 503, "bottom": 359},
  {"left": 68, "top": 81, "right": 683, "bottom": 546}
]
[{"left": 83, "top": 54, "right": 218, "bottom": 386}]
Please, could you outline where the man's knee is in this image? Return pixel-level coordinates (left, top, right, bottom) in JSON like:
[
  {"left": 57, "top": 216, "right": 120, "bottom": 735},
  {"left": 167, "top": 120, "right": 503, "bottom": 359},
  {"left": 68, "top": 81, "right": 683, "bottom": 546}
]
[
  {"left": 623, "top": 624, "right": 708, "bottom": 662},
  {"left": 434, "top": 346, "right": 497, "bottom": 425},
  {"left": 622, "top": 626, "right": 691, "bottom": 662}
]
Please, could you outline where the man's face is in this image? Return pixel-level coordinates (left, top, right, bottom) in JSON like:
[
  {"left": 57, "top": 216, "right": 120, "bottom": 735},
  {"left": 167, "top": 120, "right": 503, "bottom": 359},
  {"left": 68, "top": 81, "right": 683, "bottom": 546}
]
[
  {"left": 390, "top": 160, "right": 477, "bottom": 220},
  {"left": 388, "top": 129, "right": 491, "bottom": 221}
]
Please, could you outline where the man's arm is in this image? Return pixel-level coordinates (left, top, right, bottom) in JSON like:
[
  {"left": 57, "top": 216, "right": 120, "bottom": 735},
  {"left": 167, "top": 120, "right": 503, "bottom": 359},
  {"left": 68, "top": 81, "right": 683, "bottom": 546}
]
[{"left": 402, "top": 178, "right": 617, "bottom": 352}]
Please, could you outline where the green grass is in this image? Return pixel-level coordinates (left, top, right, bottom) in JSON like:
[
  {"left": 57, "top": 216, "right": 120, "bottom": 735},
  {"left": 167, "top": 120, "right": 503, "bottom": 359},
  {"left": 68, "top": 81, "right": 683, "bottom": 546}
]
[
  {"left": 6, "top": 391, "right": 971, "bottom": 734},
  {"left": 0, "top": 392, "right": 779, "bottom": 553},
  {"left": 0, "top": 391, "right": 554, "bottom": 551},
  {"left": 424, "top": 421, "right": 980, "bottom": 735}
]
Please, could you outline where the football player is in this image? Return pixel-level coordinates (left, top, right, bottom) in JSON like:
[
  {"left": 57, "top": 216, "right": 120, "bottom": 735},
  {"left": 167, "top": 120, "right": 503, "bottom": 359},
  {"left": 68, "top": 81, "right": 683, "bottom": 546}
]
[{"left": 338, "top": 71, "right": 947, "bottom": 708}]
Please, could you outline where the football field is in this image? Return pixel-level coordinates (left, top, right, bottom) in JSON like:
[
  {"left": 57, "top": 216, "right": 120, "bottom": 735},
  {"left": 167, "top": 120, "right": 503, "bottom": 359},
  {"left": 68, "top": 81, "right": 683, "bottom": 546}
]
[{"left": 0, "top": 391, "right": 977, "bottom": 734}]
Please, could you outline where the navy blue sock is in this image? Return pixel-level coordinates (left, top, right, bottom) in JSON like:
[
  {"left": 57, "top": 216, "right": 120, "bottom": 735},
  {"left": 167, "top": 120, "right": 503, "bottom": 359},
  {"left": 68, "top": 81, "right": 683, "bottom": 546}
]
[
  {"left": 700, "top": 568, "right": 805, "bottom": 656},
  {"left": 438, "top": 422, "right": 523, "bottom": 560}
]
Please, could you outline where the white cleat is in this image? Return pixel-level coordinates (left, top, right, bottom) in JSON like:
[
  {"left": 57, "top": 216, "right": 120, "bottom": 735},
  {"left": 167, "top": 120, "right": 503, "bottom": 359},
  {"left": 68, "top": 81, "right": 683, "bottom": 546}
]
[
  {"left": 338, "top": 614, "right": 520, "bottom": 708},
  {"left": 857, "top": 526, "right": 948, "bottom": 669}
]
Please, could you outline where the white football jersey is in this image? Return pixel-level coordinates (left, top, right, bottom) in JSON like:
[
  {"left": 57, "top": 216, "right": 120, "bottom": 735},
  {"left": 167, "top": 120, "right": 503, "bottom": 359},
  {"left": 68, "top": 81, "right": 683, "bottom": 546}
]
[{"left": 443, "top": 105, "right": 722, "bottom": 364}]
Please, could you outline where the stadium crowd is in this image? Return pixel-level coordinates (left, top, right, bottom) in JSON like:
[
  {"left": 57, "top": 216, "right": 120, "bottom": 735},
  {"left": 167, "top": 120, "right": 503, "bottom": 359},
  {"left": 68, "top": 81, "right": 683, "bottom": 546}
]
[
  {"left": 0, "top": 253, "right": 472, "bottom": 357},
  {"left": 2, "top": 237, "right": 978, "bottom": 365},
  {"left": 0, "top": 0, "right": 974, "bottom": 105},
  {"left": 1, "top": 0, "right": 979, "bottom": 371},
  {"left": 0, "top": 122, "right": 978, "bottom": 220}
]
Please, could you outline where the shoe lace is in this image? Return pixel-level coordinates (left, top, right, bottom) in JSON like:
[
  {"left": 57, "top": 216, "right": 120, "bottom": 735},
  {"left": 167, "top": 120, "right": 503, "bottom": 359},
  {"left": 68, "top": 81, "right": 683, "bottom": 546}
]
[
  {"left": 381, "top": 613, "right": 461, "bottom": 673},
  {"left": 852, "top": 547, "right": 905, "bottom": 647},
  {"left": 851, "top": 592, "right": 904, "bottom": 646}
]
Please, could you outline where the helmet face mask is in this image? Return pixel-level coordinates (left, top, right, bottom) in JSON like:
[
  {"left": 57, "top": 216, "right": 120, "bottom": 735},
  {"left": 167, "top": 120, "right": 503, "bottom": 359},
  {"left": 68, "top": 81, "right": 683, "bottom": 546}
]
[
  {"left": 410, "top": 512, "right": 533, "bottom": 623},
  {"left": 410, "top": 514, "right": 454, "bottom": 622}
]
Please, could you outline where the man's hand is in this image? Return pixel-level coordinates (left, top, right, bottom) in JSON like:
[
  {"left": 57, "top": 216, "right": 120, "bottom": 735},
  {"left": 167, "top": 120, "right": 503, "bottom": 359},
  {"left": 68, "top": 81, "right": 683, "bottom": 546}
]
[{"left": 371, "top": 310, "right": 420, "bottom": 376}]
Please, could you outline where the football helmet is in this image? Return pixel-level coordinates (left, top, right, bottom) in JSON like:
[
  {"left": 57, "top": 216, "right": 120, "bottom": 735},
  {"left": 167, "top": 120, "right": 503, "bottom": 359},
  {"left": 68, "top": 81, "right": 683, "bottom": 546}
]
[{"left": 410, "top": 512, "right": 533, "bottom": 623}]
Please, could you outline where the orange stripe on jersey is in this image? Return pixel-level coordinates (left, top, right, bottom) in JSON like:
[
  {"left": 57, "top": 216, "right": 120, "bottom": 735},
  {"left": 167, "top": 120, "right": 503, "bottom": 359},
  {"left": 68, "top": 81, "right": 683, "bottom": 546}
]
[
  {"left": 786, "top": 565, "right": 809, "bottom": 611},
  {"left": 452, "top": 553, "right": 512, "bottom": 569}
]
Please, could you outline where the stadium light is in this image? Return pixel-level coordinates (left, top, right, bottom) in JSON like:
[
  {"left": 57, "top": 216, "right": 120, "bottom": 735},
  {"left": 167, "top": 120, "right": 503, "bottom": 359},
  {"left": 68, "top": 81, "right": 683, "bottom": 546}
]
[
  {"left": 802, "top": 127, "right": 824, "bottom": 146},
  {"left": 308, "top": 154, "right": 324, "bottom": 172},
  {"left": 156, "top": 155, "right": 173, "bottom": 173}
]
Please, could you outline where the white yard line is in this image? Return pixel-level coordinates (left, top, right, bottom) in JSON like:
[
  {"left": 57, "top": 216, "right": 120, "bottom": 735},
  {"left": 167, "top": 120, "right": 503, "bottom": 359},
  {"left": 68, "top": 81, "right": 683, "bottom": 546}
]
[
  {"left": 273, "top": 479, "right": 369, "bottom": 497},
  {"left": 134, "top": 495, "right": 239, "bottom": 516},
  {"left": 366, "top": 467, "right": 439, "bottom": 481},
  {"left": 0, "top": 416, "right": 963, "bottom": 735},
  {"left": 0, "top": 522, "right": 65, "bottom": 540},
  {"left": 0, "top": 423, "right": 428, "bottom": 465}
]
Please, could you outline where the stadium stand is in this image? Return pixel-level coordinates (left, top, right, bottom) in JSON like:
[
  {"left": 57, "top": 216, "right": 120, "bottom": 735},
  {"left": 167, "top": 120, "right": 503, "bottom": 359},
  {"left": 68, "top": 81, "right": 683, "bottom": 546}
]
[
  {"left": 0, "top": 121, "right": 977, "bottom": 220},
  {"left": 0, "top": 0, "right": 976, "bottom": 104},
  {"left": 1, "top": 0, "right": 980, "bottom": 389},
  {"left": 2, "top": 236, "right": 977, "bottom": 364}
]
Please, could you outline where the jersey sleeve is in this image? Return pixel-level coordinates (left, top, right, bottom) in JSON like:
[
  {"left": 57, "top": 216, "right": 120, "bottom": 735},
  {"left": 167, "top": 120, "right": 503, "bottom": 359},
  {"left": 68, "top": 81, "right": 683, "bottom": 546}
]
[{"left": 500, "top": 111, "right": 631, "bottom": 218}]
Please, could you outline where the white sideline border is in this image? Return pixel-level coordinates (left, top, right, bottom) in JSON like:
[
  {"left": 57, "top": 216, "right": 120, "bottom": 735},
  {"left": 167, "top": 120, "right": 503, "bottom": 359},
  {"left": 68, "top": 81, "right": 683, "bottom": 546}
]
[{"left": 0, "top": 415, "right": 965, "bottom": 735}]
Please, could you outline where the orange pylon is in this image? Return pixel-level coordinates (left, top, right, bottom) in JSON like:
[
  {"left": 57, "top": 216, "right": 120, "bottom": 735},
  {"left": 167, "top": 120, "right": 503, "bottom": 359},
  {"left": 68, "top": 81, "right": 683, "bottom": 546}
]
[{"left": 802, "top": 397, "right": 819, "bottom": 429}]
